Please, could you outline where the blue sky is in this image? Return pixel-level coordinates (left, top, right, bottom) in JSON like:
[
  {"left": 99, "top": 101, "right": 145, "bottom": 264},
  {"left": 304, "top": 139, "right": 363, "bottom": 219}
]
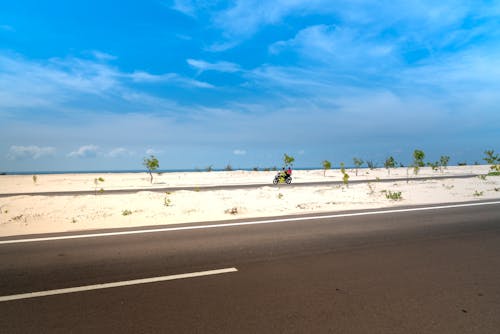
[{"left": 1, "top": 0, "right": 499, "bottom": 171}]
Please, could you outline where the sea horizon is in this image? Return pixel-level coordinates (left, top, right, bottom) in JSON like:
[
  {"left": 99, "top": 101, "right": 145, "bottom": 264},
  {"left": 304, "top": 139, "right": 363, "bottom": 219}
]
[{"left": 0, "top": 166, "right": 334, "bottom": 176}]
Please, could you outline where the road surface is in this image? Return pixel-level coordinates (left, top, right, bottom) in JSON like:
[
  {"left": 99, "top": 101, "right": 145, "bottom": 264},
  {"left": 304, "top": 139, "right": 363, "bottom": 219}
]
[
  {"left": 0, "top": 174, "right": 480, "bottom": 197},
  {"left": 0, "top": 200, "right": 499, "bottom": 333}
]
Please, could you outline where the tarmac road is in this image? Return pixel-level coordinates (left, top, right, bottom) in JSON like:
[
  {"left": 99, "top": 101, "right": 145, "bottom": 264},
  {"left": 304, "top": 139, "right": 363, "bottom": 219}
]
[
  {"left": 0, "top": 173, "right": 480, "bottom": 197},
  {"left": 0, "top": 200, "right": 499, "bottom": 333}
]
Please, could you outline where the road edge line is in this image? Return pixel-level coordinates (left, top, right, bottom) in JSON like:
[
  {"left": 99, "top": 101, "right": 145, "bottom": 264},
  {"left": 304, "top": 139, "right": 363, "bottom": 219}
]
[{"left": 1, "top": 200, "right": 500, "bottom": 245}]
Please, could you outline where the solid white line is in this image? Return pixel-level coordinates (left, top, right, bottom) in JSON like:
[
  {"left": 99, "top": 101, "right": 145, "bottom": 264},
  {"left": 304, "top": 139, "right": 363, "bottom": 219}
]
[
  {"left": 1, "top": 200, "right": 500, "bottom": 245},
  {"left": 0, "top": 267, "right": 238, "bottom": 302}
]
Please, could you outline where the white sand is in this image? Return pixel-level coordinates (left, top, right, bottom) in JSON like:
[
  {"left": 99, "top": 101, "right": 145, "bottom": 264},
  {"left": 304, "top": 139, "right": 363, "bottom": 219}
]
[{"left": 0, "top": 166, "right": 499, "bottom": 237}]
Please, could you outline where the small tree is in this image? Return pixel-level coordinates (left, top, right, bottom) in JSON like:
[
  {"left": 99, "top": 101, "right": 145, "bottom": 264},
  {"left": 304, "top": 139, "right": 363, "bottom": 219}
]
[
  {"left": 322, "top": 160, "right": 332, "bottom": 177},
  {"left": 283, "top": 153, "right": 295, "bottom": 168},
  {"left": 439, "top": 155, "right": 450, "bottom": 172},
  {"left": 427, "top": 161, "right": 439, "bottom": 171},
  {"left": 484, "top": 150, "right": 500, "bottom": 173},
  {"left": 353, "top": 157, "right": 364, "bottom": 176},
  {"left": 412, "top": 149, "right": 425, "bottom": 175},
  {"left": 340, "top": 162, "right": 349, "bottom": 187},
  {"left": 366, "top": 160, "right": 377, "bottom": 170},
  {"left": 143, "top": 155, "right": 159, "bottom": 183},
  {"left": 384, "top": 156, "right": 396, "bottom": 175}
]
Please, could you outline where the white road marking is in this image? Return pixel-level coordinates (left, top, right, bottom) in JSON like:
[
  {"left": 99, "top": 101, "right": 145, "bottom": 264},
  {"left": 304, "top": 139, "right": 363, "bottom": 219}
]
[
  {"left": 1, "top": 200, "right": 500, "bottom": 245},
  {"left": 0, "top": 267, "right": 238, "bottom": 302}
]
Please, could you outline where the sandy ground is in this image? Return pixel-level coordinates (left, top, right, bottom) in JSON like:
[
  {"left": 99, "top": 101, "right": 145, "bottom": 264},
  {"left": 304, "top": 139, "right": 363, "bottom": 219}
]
[{"left": 0, "top": 166, "right": 499, "bottom": 237}]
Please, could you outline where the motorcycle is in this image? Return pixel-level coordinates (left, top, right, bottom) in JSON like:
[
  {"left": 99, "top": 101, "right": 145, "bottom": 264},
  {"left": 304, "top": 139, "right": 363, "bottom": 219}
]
[{"left": 273, "top": 172, "right": 292, "bottom": 184}]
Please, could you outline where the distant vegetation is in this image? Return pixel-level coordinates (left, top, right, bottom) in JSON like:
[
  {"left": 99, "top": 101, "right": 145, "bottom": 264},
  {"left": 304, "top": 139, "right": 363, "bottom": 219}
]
[
  {"left": 412, "top": 149, "right": 425, "bottom": 175},
  {"left": 283, "top": 153, "right": 295, "bottom": 168},
  {"left": 94, "top": 177, "right": 104, "bottom": 195},
  {"left": 440, "top": 156, "right": 450, "bottom": 171},
  {"left": 384, "top": 156, "right": 396, "bottom": 175},
  {"left": 353, "top": 157, "right": 364, "bottom": 175},
  {"left": 366, "top": 160, "right": 377, "bottom": 170},
  {"left": 322, "top": 160, "right": 331, "bottom": 176},
  {"left": 340, "top": 162, "right": 349, "bottom": 187},
  {"left": 484, "top": 150, "right": 500, "bottom": 175}
]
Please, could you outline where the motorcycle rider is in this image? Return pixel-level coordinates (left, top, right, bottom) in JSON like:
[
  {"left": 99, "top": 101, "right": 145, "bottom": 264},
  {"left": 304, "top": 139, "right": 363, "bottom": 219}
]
[{"left": 280, "top": 167, "right": 292, "bottom": 181}]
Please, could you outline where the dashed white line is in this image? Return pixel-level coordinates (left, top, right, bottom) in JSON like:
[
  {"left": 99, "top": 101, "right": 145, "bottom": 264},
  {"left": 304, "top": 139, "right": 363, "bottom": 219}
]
[
  {"left": 1, "top": 200, "right": 500, "bottom": 245},
  {"left": 0, "top": 267, "right": 238, "bottom": 302}
]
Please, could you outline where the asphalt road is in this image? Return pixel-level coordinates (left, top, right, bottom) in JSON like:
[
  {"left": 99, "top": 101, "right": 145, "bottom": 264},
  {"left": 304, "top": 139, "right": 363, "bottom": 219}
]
[
  {"left": 0, "top": 200, "right": 499, "bottom": 333},
  {"left": 0, "top": 174, "right": 480, "bottom": 197}
]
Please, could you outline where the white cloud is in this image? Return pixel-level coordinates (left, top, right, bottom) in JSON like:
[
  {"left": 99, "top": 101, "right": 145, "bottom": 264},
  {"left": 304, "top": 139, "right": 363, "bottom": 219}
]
[
  {"left": 270, "top": 24, "right": 395, "bottom": 66},
  {"left": 209, "top": 0, "right": 498, "bottom": 52},
  {"left": 179, "top": 77, "right": 215, "bottom": 88},
  {"left": 0, "top": 53, "right": 121, "bottom": 110},
  {"left": 171, "top": 0, "right": 196, "bottom": 16},
  {"left": 107, "top": 147, "right": 134, "bottom": 158},
  {"left": 146, "top": 148, "right": 163, "bottom": 155},
  {"left": 0, "top": 52, "right": 214, "bottom": 112},
  {"left": 233, "top": 149, "right": 246, "bottom": 155},
  {"left": 7, "top": 145, "right": 56, "bottom": 160},
  {"left": 91, "top": 51, "right": 117, "bottom": 61},
  {"left": 187, "top": 59, "right": 241, "bottom": 73},
  {"left": 67, "top": 145, "right": 100, "bottom": 158},
  {"left": 204, "top": 41, "right": 240, "bottom": 52},
  {"left": 129, "top": 71, "right": 176, "bottom": 82},
  {"left": 213, "top": 0, "right": 306, "bottom": 39},
  {"left": 128, "top": 70, "right": 214, "bottom": 88}
]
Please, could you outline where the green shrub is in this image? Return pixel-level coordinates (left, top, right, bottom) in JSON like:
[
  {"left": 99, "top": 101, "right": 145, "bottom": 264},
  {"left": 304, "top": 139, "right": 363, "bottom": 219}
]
[
  {"left": 385, "top": 191, "right": 402, "bottom": 200},
  {"left": 340, "top": 162, "right": 349, "bottom": 187},
  {"left": 427, "top": 161, "right": 439, "bottom": 171},
  {"left": 484, "top": 150, "right": 499, "bottom": 172},
  {"left": 94, "top": 177, "right": 105, "bottom": 195},
  {"left": 164, "top": 193, "right": 172, "bottom": 207},
  {"left": 343, "top": 173, "right": 349, "bottom": 186},
  {"left": 122, "top": 210, "right": 132, "bottom": 216}
]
